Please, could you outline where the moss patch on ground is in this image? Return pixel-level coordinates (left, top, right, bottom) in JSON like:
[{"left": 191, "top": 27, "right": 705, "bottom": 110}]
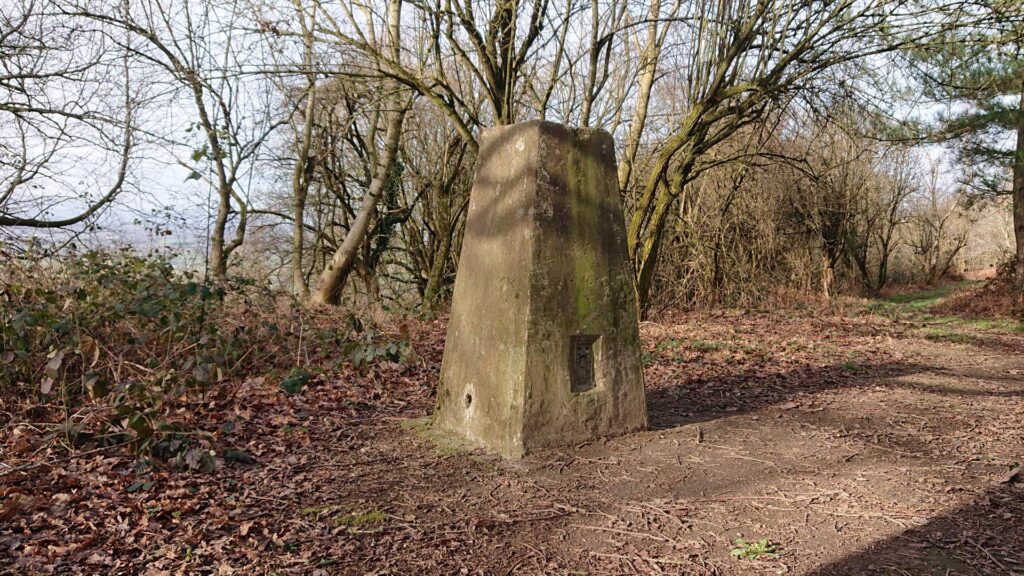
[
  {"left": 335, "top": 510, "right": 387, "bottom": 528},
  {"left": 866, "top": 281, "right": 1024, "bottom": 336},
  {"left": 917, "top": 326, "right": 979, "bottom": 344},
  {"left": 400, "top": 417, "right": 473, "bottom": 457}
]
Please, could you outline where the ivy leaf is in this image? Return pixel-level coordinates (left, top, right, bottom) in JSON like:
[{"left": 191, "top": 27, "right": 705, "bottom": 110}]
[
  {"left": 190, "top": 144, "right": 208, "bottom": 162},
  {"left": 125, "top": 479, "right": 154, "bottom": 493},
  {"left": 279, "top": 369, "right": 311, "bottom": 395}
]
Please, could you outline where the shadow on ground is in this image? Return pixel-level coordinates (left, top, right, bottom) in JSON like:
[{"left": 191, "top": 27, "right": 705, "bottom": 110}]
[
  {"left": 645, "top": 359, "right": 931, "bottom": 430},
  {"left": 809, "top": 482, "right": 1024, "bottom": 575}
]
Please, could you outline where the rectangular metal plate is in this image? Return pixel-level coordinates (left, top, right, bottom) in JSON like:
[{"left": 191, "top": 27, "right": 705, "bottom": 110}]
[{"left": 570, "top": 335, "right": 599, "bottom": 393}]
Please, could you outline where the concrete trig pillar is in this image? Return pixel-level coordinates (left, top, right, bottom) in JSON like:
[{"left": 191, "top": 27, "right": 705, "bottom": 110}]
[{"left": 434, "top": 121, "right": 647, "bottom": 458}]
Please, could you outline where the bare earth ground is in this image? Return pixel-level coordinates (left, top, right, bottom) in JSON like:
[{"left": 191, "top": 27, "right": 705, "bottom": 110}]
[{"left": 3, "top": 293, "right": 1024, "bottom": 575}]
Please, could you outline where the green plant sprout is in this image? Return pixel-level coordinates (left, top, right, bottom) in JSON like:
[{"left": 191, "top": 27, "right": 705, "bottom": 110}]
[{"left": 731, "top": 538, "right": 779, "bottom": 560}]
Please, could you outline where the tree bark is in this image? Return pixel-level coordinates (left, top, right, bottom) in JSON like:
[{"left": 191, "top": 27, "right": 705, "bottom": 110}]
[
  {"left": 312, "top": 0, "right": 408, "bottom": 305},
  {"left": 291, "top": 13, "right": 317, "bottom": 301},
  {"left": 187, "top": 72, "right": 236, "bottom": 281},
  {"left": 616, "top": 0, "right": 663, "bottom": 192},
  {"left": 312, "top": 105, "right": 407, "bottom": 305},
  {"left": 821, "top": 253, "right": 834, "bottom": 301},
  {"left": 422, "top": 226, "right": 454, "bottom": 311},
  {"left": 629, "top": 156, "right": 693, "bottom": 313},
  {"left": 209, "top": 183, "right": 232, "bottom": 279},
  {"left": 1012, "top": 78, "right": 1024, "bottom": 293},
  {"left": 292, "top": 88, "right": 315, "bottom": 301}
]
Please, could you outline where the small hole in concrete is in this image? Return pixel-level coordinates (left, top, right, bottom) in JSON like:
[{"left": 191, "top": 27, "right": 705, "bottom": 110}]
[{"left": 464, "top": 393, "right": 473, "bottom": 408}]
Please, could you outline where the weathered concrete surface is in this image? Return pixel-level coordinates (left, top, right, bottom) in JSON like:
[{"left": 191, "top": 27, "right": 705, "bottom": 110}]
[{"left": 434, "top": 121, "right": 647, "bottom": 458}]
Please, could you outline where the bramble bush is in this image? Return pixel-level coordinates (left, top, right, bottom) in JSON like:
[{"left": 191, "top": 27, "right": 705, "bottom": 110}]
[{"left": 0, "top": 247, "right": 412, "bottom": 470}]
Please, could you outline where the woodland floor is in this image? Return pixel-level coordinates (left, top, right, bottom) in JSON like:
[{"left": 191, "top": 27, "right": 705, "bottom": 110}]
[{"left": 3, "top": 285, "right": 1024, "bottom": 575}]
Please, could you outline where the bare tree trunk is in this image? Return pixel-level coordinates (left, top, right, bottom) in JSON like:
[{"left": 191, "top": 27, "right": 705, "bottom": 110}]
[
  {"left": 633, "top": 183, "right": 675, "bottom": 312},
  {"left": 1012, "top": 79, "right": 1024, "bottom": 294},
  {"left": 631, "top": 161, "right": 692, "bottom": 313},
  {"left": 821, "top": 253, "right": 834, "bottom": 301},
  {"left": 616, "top": 0, "right": 665, "bottom": 192},
  {"left": 210, "top": 182, "right": 233, "bottom": 279},
  {"left": 292, "top": 89, "right": 314, "bottom": 300},
  {"left": 313, "top": 105, "right": 407, "bottom": 305},
  {"left": 356, "top": 258, "right": 384, "bottom": 317},
  {"left": 312, "top": 0, "right": 408, "bottom": 305},
  {"left": 580, "top": 0, "right": 600, "bottom": 127},
  {"left": 422, "top": 227, "right": 454, "bottom": 311},
  {"left": 291, "top": 8, "right": 317, "bottom": 301}
]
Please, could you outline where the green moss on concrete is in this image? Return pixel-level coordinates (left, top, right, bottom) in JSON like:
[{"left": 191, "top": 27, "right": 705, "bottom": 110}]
[
  {"left": 434, "top": 379, "right": 450, "bottom": 412},
  {"left": 401, "top": 416, "right": 473, "bottom": 457},
  {"left": 568, "top": 139, "right": 603, "bottom": 325},
  {"left": 572, "top": 250, "right": 598, "bottom": 323}
]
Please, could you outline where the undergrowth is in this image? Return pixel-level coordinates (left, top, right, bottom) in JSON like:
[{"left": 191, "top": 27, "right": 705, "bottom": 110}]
[
  {"left": 0, "top": 247, "right": 411, "bottom": 470},
  {"left": 930, "top": 261, "right": 1024, "bottom": 320}
]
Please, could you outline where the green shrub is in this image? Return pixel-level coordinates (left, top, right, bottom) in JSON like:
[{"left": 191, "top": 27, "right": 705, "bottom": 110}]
[
  {"left": 343, "top": 325, "right": 413, "bottom": 370},
  {"left": 1, "top": 248, "right": 248, "bottom": 462},
  {"left": 1, "top": 247, "right": 414, "bottom": 467}
]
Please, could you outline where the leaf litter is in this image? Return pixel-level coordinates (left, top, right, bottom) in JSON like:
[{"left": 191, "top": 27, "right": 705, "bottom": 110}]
[{"left": 3, "top": 309, "right": 1023, "bottom": 575}]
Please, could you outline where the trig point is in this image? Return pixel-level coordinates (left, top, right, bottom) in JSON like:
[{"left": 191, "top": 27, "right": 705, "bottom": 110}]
[{"left": 434, "top": 120, "right": 647, "bottom": 458}]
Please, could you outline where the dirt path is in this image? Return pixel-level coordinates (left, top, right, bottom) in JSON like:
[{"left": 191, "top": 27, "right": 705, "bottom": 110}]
[{"left": 4, "top": 302, "right": 1024, "bottom": 575}]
